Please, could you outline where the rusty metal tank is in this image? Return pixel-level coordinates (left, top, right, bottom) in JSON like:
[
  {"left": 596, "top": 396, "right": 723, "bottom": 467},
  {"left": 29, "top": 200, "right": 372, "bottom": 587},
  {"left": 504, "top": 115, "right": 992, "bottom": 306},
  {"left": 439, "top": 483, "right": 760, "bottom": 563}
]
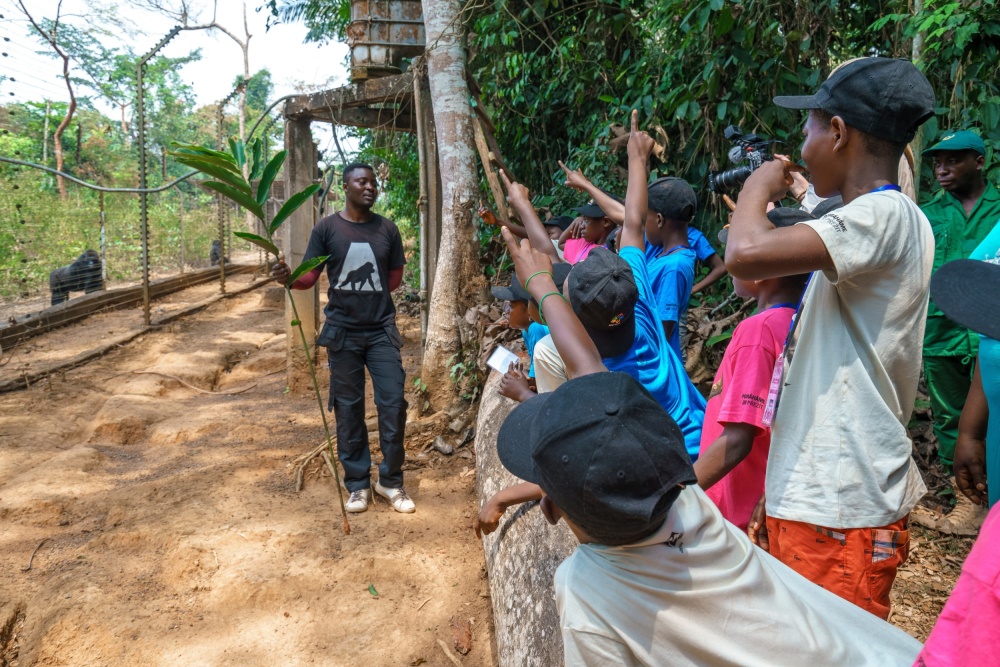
[{"left": 347, "top": 0, "right": 425, "bottom": 81}]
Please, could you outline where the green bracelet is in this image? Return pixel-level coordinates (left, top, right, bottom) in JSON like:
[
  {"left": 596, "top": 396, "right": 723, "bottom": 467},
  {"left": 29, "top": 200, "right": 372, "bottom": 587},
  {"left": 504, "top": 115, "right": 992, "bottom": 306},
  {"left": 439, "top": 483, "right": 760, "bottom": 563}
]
[
  {"left": 538, "top": 290, "right": 567, "bottom": 325},
  {"left": 524, "top": 270, "right": 553, "bottom": 292}
]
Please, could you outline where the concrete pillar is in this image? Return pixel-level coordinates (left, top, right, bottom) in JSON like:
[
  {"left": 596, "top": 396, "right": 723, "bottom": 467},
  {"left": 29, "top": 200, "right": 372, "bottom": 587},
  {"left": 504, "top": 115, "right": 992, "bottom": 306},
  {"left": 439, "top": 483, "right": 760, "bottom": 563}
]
[{"left": 282, "top": 117, "right": 319, "bottom": 391}]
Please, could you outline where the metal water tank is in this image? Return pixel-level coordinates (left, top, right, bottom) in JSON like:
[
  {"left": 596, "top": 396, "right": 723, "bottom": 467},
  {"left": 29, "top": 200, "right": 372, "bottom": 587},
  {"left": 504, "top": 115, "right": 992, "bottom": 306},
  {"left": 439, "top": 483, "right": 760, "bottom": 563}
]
[{"left": 347, "top": 0, "right": 425, "bottom": 81}]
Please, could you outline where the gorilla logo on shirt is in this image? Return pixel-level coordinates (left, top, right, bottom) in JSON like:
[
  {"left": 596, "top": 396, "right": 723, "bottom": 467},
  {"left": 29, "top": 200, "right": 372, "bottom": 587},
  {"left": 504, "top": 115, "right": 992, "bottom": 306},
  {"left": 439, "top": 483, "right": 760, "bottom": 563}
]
[{"left": 335, "top": 243, "right": 383, "bottom": 292}]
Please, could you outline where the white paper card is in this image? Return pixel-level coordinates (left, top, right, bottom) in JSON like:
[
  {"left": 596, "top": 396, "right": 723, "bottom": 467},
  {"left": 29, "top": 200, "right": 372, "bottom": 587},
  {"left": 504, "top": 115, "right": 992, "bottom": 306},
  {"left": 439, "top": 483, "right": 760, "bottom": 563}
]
[{"left": 487, "top": 345, "right": 521, "bottom": 374}]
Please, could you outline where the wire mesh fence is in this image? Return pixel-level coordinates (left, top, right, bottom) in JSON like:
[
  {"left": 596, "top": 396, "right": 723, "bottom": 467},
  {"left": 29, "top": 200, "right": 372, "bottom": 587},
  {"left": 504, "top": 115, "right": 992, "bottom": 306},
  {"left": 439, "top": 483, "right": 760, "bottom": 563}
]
[{"left": 0, "top": 164, "right": 262, "bottom": 323}]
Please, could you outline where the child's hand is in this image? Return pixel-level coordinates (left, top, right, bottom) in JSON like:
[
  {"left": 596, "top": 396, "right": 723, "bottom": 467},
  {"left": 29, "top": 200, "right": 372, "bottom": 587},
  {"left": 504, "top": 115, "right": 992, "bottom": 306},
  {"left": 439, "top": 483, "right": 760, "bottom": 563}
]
[
  {"left": 499, "top": 361, "right": 535, "bottom": 402},
  {"left": 747, "top": 494, "right": 769, "bottom": 552},
  {"left": 558, "top": 160, "right": 590, "bottom": 192},
  {"left": 473, "top": 495, "right": 507, "bottom": 538},
  {"left": 626, "top": 110, "right": 655, "bottom": 161},
  {"left": 500, "top": 228, "right": 555, "bottom": 298},
  {"left": 566, "top": 217, "right": 585, "bottom": 239},
  {"left": 500, "top": 170, "right": 531, "bottom": 206},
  {"left": 742, "top": 157, "right": 805, "bottom": 204},
  {"left": 478, "top": 202, "right": 499, "bottom": 226}
]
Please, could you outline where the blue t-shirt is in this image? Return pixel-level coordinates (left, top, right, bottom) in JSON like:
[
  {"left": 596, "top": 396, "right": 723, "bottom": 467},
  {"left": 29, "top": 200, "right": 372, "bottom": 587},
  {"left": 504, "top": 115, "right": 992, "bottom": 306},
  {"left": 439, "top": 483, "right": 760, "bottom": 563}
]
[
  {"left": 687, "top": 227, "right": 718, "bottom": 262},
  {"left": 523, "top": 322, "right": 549, "bottom": 378},
  {"left": 605, "top": 246, "right": 707, "bottom": 460},
  {"left": 647, "top": 246, "right": 696, "bottom": 358},
  {"left": 971, "top": 223, "right": 1000, "bottom": 507}
]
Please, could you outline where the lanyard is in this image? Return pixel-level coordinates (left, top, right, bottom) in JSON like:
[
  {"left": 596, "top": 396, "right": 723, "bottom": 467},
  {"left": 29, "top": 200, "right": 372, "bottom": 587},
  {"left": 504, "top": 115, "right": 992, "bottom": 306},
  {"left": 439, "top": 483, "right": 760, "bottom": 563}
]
[
  {"left": 762, "top": 275, "right": 813, "bottom": 427},
  {"left": 660, "top": 244, "right": 690, "bottom": 257},
  {"left": 870, "top": 184, "right": 902, "bottom": 193},
  {"left": 766, "top": 302, "right": 797, "bottom": 311}
]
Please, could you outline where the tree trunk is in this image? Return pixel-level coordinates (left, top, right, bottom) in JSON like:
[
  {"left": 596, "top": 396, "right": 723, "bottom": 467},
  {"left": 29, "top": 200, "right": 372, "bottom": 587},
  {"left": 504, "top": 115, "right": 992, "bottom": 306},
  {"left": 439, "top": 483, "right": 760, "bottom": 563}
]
[
  {"left": 420, "top": 0, "right": 487, "bottom": 412},
  {"left": 475, "top": 372, "right": 576, "bottom": 667}
]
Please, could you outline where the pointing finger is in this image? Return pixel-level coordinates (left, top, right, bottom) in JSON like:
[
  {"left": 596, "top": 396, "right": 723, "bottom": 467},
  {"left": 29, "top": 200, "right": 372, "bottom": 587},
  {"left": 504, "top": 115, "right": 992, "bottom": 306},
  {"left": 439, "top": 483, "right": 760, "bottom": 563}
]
[
  {"left": 500, "top": 226, "right": 520, "bottom": 255},
  {"left": 499, "top": 169, "right": 511, "bottom": 189},
  {"left": 558, "top": 160, "right": 570, "bottom": 175},
  {"left": 631, "top": 109, "right": 638, "bottom": 133}
]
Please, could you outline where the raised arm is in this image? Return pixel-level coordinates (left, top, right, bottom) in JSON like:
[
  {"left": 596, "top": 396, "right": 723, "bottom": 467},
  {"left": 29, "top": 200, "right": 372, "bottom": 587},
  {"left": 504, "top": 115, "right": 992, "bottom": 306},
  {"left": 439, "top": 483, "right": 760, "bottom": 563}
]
[
  {"left": 500, "top": 227, "right": 605, "bottom": 378},
  {"left": 620, "top": 110, "right": 654, "bottom": 252},
  {"left": 727, "top": 159, "right": 833, "bottom": 280},
  {"left": 479, "top": 203, "right": 528, "bottom": 239},
  {"left": 499, "top": 171, "right": 561, "bottom": 263},
  {"left": 559, "top": 160, "right": 626, "bottom": 225}
]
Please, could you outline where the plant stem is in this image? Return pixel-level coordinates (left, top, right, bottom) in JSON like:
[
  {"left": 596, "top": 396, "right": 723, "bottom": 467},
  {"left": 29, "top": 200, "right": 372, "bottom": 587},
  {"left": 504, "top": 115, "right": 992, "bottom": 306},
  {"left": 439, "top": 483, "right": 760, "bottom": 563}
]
[{"left": 286, "top": 288, "right": 351, "bottom": 534}]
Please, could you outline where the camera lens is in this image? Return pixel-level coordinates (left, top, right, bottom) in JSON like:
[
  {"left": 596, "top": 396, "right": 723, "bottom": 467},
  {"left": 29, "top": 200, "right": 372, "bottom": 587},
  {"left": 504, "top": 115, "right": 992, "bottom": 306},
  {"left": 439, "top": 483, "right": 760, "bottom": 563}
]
[{"left": 708, "top": 165, "right": 753, "bottom": 194}]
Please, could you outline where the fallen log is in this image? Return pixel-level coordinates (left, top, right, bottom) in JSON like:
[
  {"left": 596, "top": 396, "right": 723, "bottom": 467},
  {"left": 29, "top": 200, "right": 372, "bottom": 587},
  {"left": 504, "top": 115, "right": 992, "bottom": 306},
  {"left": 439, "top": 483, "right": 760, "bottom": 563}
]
[{"left": 476, "top": 371, "right": 576, "bottom": 667}]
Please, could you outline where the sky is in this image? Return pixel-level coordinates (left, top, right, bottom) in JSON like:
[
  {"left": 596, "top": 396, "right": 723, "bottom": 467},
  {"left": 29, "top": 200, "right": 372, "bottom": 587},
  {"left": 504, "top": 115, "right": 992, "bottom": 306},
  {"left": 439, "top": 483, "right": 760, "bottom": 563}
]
[{"left": 0, "top": 0, "right": 358, "bottom": 157}]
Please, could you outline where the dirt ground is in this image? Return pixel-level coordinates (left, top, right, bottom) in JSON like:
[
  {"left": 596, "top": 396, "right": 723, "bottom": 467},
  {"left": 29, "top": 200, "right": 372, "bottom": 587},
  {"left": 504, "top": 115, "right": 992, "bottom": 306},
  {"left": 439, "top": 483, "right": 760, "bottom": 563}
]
[{"left": 0, "top": 285, "right": 494, "bottom": 667}]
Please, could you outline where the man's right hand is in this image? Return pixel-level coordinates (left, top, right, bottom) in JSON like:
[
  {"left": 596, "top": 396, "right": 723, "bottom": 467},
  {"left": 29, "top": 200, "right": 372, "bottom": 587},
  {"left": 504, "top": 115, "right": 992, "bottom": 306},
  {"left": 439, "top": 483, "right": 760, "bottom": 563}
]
[{"left": 272, "top": 260, "right": 291, "bottom": 286}]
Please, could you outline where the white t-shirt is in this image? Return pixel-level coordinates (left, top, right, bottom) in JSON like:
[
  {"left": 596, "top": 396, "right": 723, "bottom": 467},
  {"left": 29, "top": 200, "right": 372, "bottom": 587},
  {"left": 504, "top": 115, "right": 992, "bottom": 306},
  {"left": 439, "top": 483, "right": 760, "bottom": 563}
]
[
  {"left": 767, "top": 189, "right": 932, "bottom": 528},
  {"left": 533, "top": 333, "right": 567, "bottom": 394},
  {"left": 555, "top": 486, "right": 922, "bottom": 667}
]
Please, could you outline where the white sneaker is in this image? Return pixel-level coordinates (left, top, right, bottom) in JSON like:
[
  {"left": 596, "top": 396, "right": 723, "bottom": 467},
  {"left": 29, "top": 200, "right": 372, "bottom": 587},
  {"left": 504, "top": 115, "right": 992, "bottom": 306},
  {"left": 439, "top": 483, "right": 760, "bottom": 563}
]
[
  {"left": 374, "top": 480, "right": 415, "bottom": 513},
  {"left": 345, "top": 488, "right": 370, "bottom": 513}
]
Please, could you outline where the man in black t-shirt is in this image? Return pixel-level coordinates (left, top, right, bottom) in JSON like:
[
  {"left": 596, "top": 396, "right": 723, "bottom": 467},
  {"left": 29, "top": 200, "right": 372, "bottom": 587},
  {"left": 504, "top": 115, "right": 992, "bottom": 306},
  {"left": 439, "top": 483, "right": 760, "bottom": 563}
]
[{"left": 273, "top": 162, "right": 413, "bottom": 514}]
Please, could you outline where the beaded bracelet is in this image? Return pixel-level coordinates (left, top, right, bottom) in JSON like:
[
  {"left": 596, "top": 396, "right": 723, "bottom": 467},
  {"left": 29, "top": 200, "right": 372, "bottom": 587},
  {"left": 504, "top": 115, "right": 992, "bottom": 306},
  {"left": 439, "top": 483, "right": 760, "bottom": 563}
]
[
  {"left": 538, "top": 290, "right": 567, "bottom": 325},
  {"left": 524, "top": 270, "right": 553, "bottom": 291}
]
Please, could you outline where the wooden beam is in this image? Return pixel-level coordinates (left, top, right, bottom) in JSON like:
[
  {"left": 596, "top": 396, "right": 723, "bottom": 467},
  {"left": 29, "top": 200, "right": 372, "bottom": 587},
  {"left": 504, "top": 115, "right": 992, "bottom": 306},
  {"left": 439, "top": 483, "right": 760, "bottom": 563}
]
[
  {"left": 473, "top": 117, "right": 512, "bottom": 226},
  {"left": 283, "top": 73, "right": 414, "bottom": 120},
  {"left": 307, "top": 107, "right": 416, "bottom": 133}
]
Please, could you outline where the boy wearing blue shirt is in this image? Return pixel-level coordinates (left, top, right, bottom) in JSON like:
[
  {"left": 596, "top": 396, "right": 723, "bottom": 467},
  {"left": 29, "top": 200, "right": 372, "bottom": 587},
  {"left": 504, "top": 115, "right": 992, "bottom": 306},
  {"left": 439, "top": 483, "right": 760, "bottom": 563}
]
[{"left": 474, "top": 160, "right": 707, "bottom": 538}]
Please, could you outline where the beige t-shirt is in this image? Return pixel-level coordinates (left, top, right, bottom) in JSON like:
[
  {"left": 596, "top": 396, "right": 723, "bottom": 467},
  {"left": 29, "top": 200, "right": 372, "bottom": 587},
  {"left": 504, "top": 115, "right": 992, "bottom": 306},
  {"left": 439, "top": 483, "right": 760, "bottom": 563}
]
[
  {"left": 533, "top": 333, "right": 568, "bottom": 394},
  {"left": 556, "top": 486, "right": 922, "bottom": 666},
  {"left": 767, "top": 189, "right": 932, "bottom": 528}
]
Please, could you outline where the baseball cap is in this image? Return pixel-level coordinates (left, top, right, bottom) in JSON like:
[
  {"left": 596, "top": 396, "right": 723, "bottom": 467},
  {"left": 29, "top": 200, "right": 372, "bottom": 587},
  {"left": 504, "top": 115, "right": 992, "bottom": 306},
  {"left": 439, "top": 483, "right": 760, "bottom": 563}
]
[
  {"left": 718, "top": 205, "right": 824, "bottom": 245},
  {"left": 930, "top": 259, "right": 1000, "bottom": 341},
  {"left": 573, "top": 192, "right": 623, "bottom": 219},
  {"left": 773, "top": 57, "right": 935, "bottom": 144},
  {"left": 491, "top": 262, "right": 572, "bottom": 303},
  {"left": 544, "top": 215, "right": 574, "bottom": 231},
  {"left": 647, "top": 177, "right": 697, "bottom": 221},
  {"left": 922, "top": 130, "right": 987, "bottom": 157},
  {"left": 565, "top": 247, "right": 637, "bottom": 358},
  {"left": 496, "top": 372, "right": 697, "bottom": 546}
]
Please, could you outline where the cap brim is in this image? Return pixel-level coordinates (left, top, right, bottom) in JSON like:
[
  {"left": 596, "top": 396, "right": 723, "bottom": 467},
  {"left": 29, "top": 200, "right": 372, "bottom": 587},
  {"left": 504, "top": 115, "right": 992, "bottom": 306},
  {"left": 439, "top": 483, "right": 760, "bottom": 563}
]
[
  {"left": 585, "top": 315, "right": 636, "bottom": 359},
  {"left": 574, "top": 205, "right": 606, "bottom": 218},
  {"left": 491, "top": 285, "right": 520, "bottom": 302},
  {"left": 931, "top": 260, "right": 1000, "bottom": 341},
  {"left": 496, "top": 392, "right": 553, "bottom": 483},
  {"left": 773, "top": 94, "right": 822, "bottom": 110}
]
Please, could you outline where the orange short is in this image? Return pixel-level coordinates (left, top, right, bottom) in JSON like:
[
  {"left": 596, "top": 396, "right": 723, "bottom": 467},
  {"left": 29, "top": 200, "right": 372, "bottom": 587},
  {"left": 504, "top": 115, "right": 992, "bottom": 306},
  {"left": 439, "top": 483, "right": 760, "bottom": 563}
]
[{"left": 765, "top": 514, "right": 910, "bottom": 620}]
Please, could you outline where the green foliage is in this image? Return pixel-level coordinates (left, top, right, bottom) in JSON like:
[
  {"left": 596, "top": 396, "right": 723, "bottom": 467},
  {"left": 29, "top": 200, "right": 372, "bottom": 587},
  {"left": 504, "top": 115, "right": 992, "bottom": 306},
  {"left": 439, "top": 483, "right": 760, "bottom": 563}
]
[{"left": 469, "top": 0, "right": 1000, "bottom": 233}]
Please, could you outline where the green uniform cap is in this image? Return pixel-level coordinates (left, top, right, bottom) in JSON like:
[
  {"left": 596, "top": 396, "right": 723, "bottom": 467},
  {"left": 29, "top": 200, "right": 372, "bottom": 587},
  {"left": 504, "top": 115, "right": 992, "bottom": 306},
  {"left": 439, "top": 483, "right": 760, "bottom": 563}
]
[{"left": 922, "top": 130, "right": 986, "bottom": 156}]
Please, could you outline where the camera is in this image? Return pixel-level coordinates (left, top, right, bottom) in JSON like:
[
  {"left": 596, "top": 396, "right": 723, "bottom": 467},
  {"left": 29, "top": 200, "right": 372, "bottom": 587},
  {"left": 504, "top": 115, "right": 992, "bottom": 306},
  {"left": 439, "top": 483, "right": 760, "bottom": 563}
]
[{"left": 707, "top": 125, "right": 779, "bottom": 194}]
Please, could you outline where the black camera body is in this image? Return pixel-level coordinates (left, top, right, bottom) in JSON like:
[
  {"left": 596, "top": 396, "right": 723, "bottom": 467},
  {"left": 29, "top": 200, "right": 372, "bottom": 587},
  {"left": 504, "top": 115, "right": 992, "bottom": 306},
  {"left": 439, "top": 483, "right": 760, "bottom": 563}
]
[{"left": 708, "top": 125, "right": 778, "bottom": 194}]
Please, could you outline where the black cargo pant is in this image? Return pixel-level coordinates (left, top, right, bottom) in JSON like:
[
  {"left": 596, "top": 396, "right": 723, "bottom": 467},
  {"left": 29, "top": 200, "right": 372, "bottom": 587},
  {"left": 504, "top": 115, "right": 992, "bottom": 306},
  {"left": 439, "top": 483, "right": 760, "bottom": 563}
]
[{"left": 322, "top": 324, "right": 407, "bottom": 492}]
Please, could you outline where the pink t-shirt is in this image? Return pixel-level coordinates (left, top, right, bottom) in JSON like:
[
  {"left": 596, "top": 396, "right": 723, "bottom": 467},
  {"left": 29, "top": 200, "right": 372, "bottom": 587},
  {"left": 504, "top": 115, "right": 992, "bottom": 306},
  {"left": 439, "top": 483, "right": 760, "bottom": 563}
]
[
  {"left": 698, "top": 305, "right": 794, "bottom": 531},
  {"left": 915, "top": 504, "right": 1000, "bottom": 667},
  {"left": 563, "top": 238, "right": 600, "bottom": 264}
]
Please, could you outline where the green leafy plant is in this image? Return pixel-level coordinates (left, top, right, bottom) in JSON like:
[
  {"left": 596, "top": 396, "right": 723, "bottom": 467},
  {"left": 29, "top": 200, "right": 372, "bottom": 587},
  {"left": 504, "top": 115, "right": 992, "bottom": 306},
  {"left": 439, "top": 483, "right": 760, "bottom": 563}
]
[{"left": 169, "top": 138, "right": 350, "bottom": 534}]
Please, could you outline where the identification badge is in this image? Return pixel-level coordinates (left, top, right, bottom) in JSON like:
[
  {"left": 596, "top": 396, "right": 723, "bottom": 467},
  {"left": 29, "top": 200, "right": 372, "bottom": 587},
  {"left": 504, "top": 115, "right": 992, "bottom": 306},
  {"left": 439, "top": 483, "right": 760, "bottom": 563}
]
[{"left": 761, "top": 354, "right": 785, "bottom": 427}]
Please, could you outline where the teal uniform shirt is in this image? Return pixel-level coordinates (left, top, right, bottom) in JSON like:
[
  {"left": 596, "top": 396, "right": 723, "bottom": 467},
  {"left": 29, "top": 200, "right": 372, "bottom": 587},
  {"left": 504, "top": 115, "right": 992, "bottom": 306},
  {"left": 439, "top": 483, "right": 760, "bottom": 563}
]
[{"left": 922, "top": 181, "right": 1000, "bottom": 357}]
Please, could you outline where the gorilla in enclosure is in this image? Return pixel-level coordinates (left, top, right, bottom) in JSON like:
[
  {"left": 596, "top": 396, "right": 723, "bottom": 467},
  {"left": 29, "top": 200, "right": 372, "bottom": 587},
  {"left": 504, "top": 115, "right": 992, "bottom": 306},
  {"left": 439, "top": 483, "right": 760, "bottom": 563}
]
[
  {"left": 210, "top": 239, "right": 229, "bottom": 266},
  {"left": 49, "top": 250, "right": 103, "bottom": 306}
]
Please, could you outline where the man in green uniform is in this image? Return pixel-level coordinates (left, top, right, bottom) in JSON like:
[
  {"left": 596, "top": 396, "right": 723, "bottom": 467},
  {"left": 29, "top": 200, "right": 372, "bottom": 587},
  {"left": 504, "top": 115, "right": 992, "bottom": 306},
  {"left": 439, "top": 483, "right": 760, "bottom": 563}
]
[{"left": 922, "top": 130, "right": 1000, "bottom": 499}]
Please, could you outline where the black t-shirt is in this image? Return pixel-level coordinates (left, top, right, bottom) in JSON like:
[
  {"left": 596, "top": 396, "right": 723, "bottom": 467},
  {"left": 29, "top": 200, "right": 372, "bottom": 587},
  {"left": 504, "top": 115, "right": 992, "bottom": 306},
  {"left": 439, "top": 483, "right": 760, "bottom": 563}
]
[{"left": 303, "top": 212, "right": 406, "bottom": 329}]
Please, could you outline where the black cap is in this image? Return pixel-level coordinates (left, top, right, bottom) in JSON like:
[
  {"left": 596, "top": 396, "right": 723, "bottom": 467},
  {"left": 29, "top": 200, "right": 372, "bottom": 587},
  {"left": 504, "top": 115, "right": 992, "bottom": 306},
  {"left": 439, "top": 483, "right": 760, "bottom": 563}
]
[
  {"left": 491, "top": 263, "right": 572, "bottom": 303},
  {"left": 497, "top": 372, "right": 696, "bottom": 546},
  {"left": 931, "top": 259, "right": 1000, "bottom": 341},
  {"left": 566, "top": 248, "right": 637, "bottom": 358},
  {"left": 574, "top": 200, "right": 608, "bottom": 218},
  {"left": 648, "top": 177, "right": 697, "bottom": 221},
  {"left": 718, "top": 205, "right": 823, "bottom": 245},
  {"left": 544, "top": 215, "right": 574, "bottom": 231},
  {"left": 774, "top": 57, "right": 935, "bottom": 144}
]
